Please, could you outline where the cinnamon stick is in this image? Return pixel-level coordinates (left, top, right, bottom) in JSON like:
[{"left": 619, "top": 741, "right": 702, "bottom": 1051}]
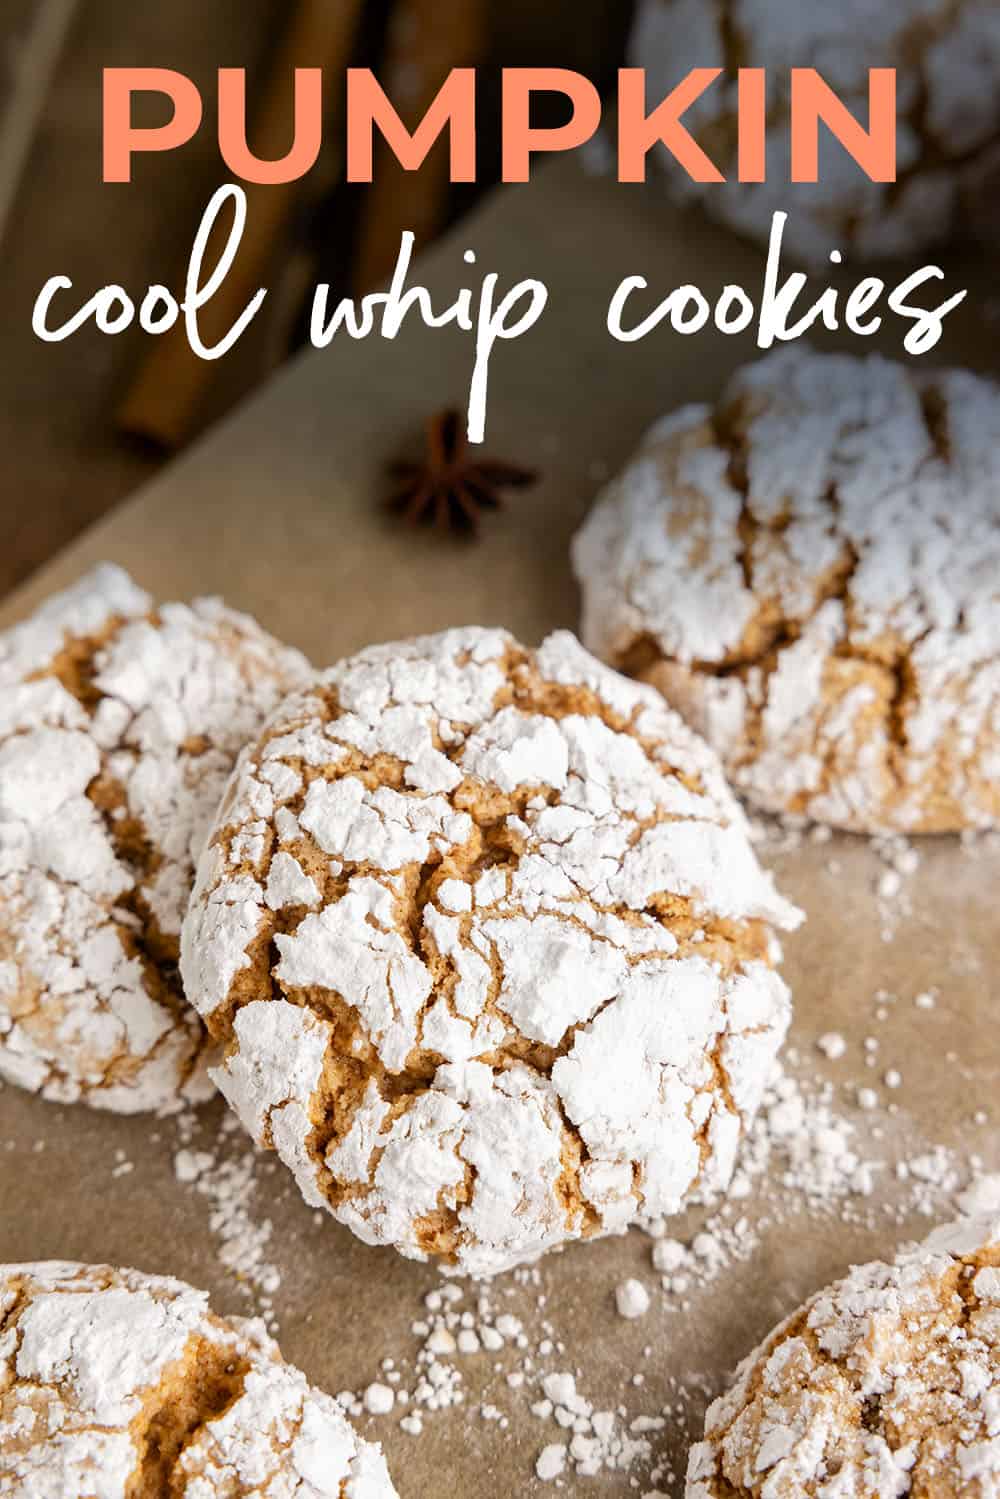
[
  {"left": 0, "top": 0, "right": 82, "bottom": 251},
  {"left": 117, "top": 0, "right": 364, "bottom": 450},
  {"left": 352, "top": 0, "right": 488, "bottom": 293}
]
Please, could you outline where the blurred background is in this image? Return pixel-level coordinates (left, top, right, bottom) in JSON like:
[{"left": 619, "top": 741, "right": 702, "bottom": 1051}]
[{"left": 0, "top": 0, "right": 636, "bottom": 600}]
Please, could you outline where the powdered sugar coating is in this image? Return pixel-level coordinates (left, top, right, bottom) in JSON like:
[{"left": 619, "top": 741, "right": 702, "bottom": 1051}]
[
  {"left": 0, "top": 1261, "right": 397, "bottom": 1497},
  {"left": 687, "top": 1215, "right": 1000, "bottom": 1498},
  {"left": 0, "top": 565, "right": 310, "bottom": 1114},
  {"left": 182, "top": 626, "right": 800, "bottom": 1276},
  {"left": 630, "top": 0, "right": 1000, "bottom": 263},
  {"left": 573, "top": 350, "right": 1000, "bottom": 834}
]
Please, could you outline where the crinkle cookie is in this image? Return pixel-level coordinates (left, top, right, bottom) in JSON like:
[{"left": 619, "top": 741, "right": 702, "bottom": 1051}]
[
  {"left": 0, "top": 1261, "right": 397, "bottom": 1497},
  {"left": 687, "top": 1214, "right": 1000, "bottom": 1499},
  {"left": 573, "top": 349, "right": 1000, "bottom": 835},
  {"left": 630, "top": 0, "right": 1000, "bottom": 264},
  {"left": 182, "top": 627, "right": 801, "bottom": 1277},
  {"left": 0, "top": 564, "right": 310, "bottom": 1114}
]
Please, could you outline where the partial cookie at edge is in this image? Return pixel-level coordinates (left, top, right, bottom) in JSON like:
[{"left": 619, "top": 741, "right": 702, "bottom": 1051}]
[
  {"left": 0, "top": 1261, "right": 398, "bottom": 1497},
  {"left": 687, "top": 1213, "right": 1000, "bottom": 1498},
  {"left": 0, "top": 563, "right": 311, "bottom": 1114},
  {"left": 630, "top": 0, "right": 1000, "bottom": 264}
]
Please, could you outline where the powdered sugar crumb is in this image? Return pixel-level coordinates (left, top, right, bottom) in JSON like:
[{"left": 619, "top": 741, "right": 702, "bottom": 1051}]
[{"left": 172, "top": 1110, "right": 282, "bottom": 1327}]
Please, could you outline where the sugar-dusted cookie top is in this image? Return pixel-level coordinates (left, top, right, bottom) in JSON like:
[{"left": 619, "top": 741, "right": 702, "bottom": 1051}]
[
  {"left": 687, "top": 1214, "right": 1000, "bottom": 1498},
  {"left": 0, "top": 564, "right": 310, "bottom": 1113},
  {"left": 182, "top": 626, "right": 801, "bottom": 1277},
  {"left": 0, "top": 1261, "right": 398, "bottom": 1496},
  {"left": 574, "top": 349, "right": 1000, "bottom": 834},
  {"left": 630, "top": 0, "right": 1000, "bottom": 263}
]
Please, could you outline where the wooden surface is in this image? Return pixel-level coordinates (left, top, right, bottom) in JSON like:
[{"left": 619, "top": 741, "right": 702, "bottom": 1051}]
[
  {"left": 0, "top": 0, "right": 634, "bottom": 602},
  {"left": 0, "top": 155, "right": 997, "bottom": 1496}
]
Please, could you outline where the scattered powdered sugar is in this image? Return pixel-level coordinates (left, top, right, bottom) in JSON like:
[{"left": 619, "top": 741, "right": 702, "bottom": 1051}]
[
  {"left": 172, "top": 1109, "right": 283, "bottom": 1327},
  {"left": 615, "top": 1278, "right": 652, "bottom": 1320},
  {"left": 641, "top": 1062, "right": 973, "bottom": 1319},
  {"left": 333, "top": 1272, "right": 676, "bottom": 1488},
  {"left": 528, "top": 1371, "right": 658, "bottom": 1480},
  {"left": 750, "top": 816, "right": 929, "bottom": 945},
  {"left": 364, "top": 1383, "right": 396, "bottom": 1416},
  {"left": 871, "top": 835, "right": 922, "bottom": 941}
]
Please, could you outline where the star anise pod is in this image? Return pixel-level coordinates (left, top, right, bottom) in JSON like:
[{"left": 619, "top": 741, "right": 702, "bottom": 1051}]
[{"left": 386, "top": 409, "right": 538, "bottom": 536}]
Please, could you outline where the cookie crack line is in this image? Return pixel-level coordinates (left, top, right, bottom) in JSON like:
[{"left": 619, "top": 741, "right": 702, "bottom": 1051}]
[{"left": 129, "top": 1338, "right": 253, "bottom": 1495}]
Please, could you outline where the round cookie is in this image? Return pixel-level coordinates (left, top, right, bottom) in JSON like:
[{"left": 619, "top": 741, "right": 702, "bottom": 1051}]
[
  {"left": 687, "top": 1214, "right": 1000, "bottom": 1498},
  {"left": 573, "top": 349, "right": 1000, "bottom": 835},
  {"left": 182, "top": 627, "right": 801, "bottom": 1277},
  {"left": 0, "top": 1261, "right": 397, "bottom": 1497},
  {"left": 630, "top": 0, "right": 1000, "bottom": 264},
  {"left": 0, "top": 564, "right": 310, "bottom": 1114}
]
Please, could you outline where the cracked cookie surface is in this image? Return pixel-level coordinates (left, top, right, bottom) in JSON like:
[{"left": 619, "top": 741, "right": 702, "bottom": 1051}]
[
  {"left": 630, "top": 0, "right": 1000, "bottom": 263},
  {"left": 0, "top": 1261, "right": 398, "bottom": 1497},
  {"left": 687, "top": 1214, "right": 1000, "bottom": 1498},
  {"left": 573, "top": 350, "right": 1000, "bottom": 835},
  {"left": 181, "top": 627, "right": 801, "bottom": 1277},
  {"left": 0, "top": 564, "right": 310, "bottom": 1114}
]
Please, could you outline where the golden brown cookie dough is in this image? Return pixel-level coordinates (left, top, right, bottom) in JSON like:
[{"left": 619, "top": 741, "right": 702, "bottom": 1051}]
[{"left": 573, "top": 350, "right": 1000, "bottom": 835}]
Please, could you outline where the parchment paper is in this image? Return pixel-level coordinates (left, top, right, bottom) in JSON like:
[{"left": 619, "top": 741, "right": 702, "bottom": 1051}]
[{"left": 1, "top": 157, "right": 997, "bottom": 1496}]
